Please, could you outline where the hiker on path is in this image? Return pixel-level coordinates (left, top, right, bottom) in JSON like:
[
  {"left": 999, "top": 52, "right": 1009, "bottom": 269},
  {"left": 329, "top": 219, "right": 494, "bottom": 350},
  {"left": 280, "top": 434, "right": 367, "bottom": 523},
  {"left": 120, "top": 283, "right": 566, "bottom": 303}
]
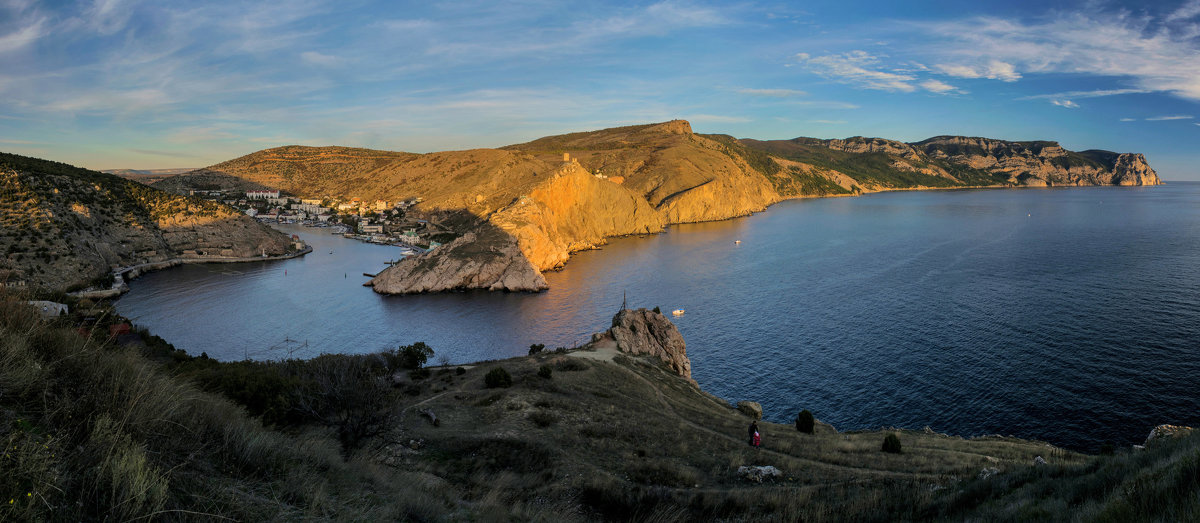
[{"left": 748, "top": 420, "right": 760, "bottom": 448}]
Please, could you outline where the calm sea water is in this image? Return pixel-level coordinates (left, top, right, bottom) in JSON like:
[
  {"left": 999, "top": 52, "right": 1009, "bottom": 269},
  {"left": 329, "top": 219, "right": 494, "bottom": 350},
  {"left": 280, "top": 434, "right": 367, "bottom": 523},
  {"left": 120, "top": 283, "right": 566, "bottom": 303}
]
[{"left": 115, "top": 183, "right": 1200, "bottom": 451}]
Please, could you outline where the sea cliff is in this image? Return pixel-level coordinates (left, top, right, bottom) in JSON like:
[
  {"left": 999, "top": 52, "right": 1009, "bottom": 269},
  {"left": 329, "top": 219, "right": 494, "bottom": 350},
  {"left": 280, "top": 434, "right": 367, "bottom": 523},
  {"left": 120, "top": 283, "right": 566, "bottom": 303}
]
[{"left": 172, "top": 121, "right": 1160, "bottom": 295}]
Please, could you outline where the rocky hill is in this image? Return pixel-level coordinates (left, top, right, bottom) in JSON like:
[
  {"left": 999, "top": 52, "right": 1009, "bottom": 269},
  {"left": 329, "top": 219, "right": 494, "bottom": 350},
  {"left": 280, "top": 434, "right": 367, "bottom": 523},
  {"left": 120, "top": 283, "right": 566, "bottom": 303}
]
[
  {"left": 191, "top": 121, "right": 1160, "bottom": 294},
  {"left": 742, "top": 135, "right": 1161, "bottom": 190},
  {"left": 150, "top": 168, "right": 275, "bottom": 195},
  {"left": 0, "top": 152, "right": 294, "bottom": 291}
]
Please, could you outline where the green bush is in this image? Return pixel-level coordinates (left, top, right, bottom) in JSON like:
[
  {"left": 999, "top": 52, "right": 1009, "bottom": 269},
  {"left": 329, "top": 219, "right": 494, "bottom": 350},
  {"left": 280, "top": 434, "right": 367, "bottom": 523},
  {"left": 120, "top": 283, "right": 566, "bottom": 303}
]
[
  {"left": 529, "top": 343, "right": 545, "bottom": 355},
  {"left": 882, "top": 433, "right": 902, "bottom": 454},
  {"left": 796, "top": 409, "right": 815, "bottom": 434},
  {"left": 484, "top": 367, "right": 512, "bottom": 388},
  {"left": 537, "top": 365, "right": 552, "bottom": 379},
  {"left": 394, "top": 342, "right": 434, "bottom": 369}
]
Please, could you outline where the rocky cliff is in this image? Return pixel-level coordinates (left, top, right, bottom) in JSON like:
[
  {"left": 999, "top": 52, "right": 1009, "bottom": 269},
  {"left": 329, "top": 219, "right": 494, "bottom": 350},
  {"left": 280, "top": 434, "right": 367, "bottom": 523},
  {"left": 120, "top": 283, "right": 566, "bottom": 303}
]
[
  {"left": 606, "top": 307, "right": 692, "bottom": 381},
  {"left": 0, "top": 152, "right": 293, "bottom": 291},
  {"left": 369, "top": 161, "right": 664, "bottom": 294},
  {"left": 196, "top": 121, "right": 1161, "bottom": 295}
]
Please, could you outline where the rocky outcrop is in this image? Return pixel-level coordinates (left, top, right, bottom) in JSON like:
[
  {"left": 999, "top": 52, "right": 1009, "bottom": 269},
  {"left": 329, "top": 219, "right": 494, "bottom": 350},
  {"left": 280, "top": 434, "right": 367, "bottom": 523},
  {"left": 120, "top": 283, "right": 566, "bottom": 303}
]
[
  {"left": 821, "top": 137, "right": 922, "bottom": 161},
  {"left": 368, "top": 228, "right": 547, "bottom": 294},
  {"left": 1145, "top": 424, "right": 1193, "bottom": 446},
  {"left": 195, "top": 121, "right": 1163, "bottom": 295},
  {"left": 914, "top": 136, "right": 1161, "bottom": 186},
  {"left": 491, "top": 162, "right": 664, "bottom": 271},
  {"left": 607, "top": 308, "right": 692, "bottom": 381},
  {"left": 737, "top": 401, "right": 763, "bottom": 420}
]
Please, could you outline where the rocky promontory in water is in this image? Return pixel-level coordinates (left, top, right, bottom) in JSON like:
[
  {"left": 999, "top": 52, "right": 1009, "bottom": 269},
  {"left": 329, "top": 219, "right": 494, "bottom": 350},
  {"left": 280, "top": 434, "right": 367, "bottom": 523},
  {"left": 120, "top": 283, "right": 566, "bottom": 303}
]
[{"left": 158, "top": 120, "right": 1160, "bottom": 295}]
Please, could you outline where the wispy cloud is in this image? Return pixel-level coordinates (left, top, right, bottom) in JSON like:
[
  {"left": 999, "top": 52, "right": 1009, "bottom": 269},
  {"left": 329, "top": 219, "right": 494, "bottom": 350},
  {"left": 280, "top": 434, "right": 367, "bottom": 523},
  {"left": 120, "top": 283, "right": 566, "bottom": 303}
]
[
  {"left": 0, "top": 16, "right": 46, "bottom": 53},
  {"left": 300, "top": 51, "right": 340, "bottom": 66},
  {"left": 736, "top": 88, "right": 807, "bottom": 97},
  {"left": 912, "top": 12, "right": 1200, "bottom": 100},
  {"left": 1119, "top": 118, "right": 1136, "bottom": 122},
  {"left": 1145, "top": 115, "right": 1194, "bottom": 121},
  {"left": 920, "top": 79, "right": 961, "bottom": 94},
  {"left": 808, "top": 119, "right": 846, "bottom": 124},
  {"left": 787, "top": 100, "right": 860, "bottom": 109},
  {"left": 1019, "top": 88, "right": 1152, "bottom": 101},
  {"left": 934, "top": 60, "right": 1020, "bottom": 82},
  {"left": 796, "top": 51, "right": 917, "bottom": 92},
  {"left": 1051, "top": 99, "right": 1079, "bottom": 108},
  {"left": 1166, "top": 0, "right": 1200, "bottom": 22},
  {"left": 0, "top": 137, "right": 41, "bottom": 144}
]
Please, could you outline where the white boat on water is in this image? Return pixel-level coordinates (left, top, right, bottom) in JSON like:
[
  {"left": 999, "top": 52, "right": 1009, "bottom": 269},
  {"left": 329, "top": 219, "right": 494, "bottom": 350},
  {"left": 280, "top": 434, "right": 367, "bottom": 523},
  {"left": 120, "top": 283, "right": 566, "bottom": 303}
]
[{"left": 672, "top": 309, "right": 685, "bottom": 316}]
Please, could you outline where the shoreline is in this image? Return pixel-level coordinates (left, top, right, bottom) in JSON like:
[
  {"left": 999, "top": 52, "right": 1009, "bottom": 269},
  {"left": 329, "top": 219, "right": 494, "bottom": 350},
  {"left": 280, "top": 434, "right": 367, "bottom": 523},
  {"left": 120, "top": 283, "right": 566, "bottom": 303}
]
[{"left": 71, "top": 245, "right": 313, "bottom": 300}]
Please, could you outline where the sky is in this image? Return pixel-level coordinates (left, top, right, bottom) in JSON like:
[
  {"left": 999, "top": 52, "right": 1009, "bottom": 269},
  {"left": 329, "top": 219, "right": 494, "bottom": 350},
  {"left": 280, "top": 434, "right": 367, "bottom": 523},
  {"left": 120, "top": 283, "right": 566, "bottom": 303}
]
[{"left": 1, "top": 0, "right": 1198, "bottom": 180}]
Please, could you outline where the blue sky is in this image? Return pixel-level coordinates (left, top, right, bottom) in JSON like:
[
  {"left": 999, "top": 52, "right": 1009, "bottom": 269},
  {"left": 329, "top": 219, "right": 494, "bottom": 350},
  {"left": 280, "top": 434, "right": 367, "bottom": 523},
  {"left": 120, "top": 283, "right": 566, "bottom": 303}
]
[{"left": 1, "top": 0, "right": 1198, "bottom": 180}]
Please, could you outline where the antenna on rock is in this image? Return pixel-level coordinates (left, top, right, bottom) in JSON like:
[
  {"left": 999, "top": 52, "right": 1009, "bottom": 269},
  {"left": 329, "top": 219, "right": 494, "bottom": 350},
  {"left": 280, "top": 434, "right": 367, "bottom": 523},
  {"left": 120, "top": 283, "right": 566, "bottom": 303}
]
[{"left": 621, "top": 290, "right": 627, "bottom": 311}]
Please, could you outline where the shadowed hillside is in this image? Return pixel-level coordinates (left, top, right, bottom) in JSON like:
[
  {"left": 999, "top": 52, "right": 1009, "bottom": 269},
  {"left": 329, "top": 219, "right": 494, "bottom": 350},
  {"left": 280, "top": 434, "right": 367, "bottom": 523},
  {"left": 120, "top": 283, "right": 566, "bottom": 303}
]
[
  {"left": 2, "top": 296, "right": 1194, "bottom": 521},
  {"left": 0, "top": 152, "right": 293, "bottom": 292}
]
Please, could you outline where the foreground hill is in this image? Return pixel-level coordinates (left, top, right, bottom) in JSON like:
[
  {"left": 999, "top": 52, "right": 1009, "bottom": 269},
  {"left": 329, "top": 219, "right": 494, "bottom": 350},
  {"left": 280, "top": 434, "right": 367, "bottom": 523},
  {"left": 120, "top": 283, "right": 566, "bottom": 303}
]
[
  {"left": 2, "top": 297, "right": 1194, "bottom": 521},
  {"left": 0, "top": 152, "right": 293, "bottom": 291},
  {"left": 188, "top": 121, "right": 1159, "bottom": 294}
]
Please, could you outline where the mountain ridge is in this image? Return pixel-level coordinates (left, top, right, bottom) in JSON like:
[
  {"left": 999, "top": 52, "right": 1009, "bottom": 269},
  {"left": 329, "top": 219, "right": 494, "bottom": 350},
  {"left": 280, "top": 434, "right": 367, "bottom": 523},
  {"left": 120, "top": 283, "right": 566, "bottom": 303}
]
[{"left": 164, "top": 121, "right": 1159, "bottom": 294}]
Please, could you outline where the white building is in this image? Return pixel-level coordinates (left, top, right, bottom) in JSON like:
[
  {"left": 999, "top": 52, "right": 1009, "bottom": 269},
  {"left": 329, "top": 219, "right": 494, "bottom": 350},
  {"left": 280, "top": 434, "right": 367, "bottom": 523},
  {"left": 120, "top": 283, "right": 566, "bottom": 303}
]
[{"left": 246, "top": 190, "right": 280, "bottom": 200}]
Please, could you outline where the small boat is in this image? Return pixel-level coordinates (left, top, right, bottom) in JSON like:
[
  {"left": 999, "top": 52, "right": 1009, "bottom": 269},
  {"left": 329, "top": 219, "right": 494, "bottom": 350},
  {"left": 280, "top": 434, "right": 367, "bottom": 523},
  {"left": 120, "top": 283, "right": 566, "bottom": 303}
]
[
  {"left": 734, "top": 240, "right": 741, "bottom": 244},
  {"left": 672, "top": 309, "right": 685, "bottom": 316}
]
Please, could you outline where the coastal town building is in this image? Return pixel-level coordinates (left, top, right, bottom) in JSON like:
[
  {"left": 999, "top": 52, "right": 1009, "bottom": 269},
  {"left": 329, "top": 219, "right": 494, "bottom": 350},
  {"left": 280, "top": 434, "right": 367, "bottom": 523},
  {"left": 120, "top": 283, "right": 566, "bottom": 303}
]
[{"left": 246, "top": 190, "right": 280, "bottom": 199}]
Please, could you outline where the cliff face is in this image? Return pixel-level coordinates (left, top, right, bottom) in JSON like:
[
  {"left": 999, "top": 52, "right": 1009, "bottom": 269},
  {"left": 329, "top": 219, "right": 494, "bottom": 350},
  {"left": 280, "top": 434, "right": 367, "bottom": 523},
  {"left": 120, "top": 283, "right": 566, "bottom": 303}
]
[
  {"left": 607, "top": 307, "right": 692, "bottom": 381},
  {"left": 369, "top": 121, "right": 780, "bottom": 294},
  {"left": 913, "top": 136, "right": 1161, "bottom": 187},
  {"left": 0, "top": 152, "right": 292, "bottom": 291},
  {"left": 367, "top": 227, "right": 546, "bottom": 293},
  {"left": 198, "top": 121, "right": 1161, "bottom": 295}
]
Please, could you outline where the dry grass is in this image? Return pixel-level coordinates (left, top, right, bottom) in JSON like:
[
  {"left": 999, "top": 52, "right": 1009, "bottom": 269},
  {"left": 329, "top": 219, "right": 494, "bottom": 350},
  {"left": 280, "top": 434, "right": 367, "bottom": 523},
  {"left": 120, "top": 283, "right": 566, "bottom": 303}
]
[{"left": 3, "top": 293, "right": 1196, "bottom": 521}]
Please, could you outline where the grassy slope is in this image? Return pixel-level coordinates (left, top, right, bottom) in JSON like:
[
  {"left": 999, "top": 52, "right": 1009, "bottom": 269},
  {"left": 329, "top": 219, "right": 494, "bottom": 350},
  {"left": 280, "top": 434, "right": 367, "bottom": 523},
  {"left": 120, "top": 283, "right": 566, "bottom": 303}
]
[
  {"left": 738, "top": 138, "right": 1008, "bottom": 189},
  {"left": 4, "top": 294, "right": 1195, "bottom": 521}
]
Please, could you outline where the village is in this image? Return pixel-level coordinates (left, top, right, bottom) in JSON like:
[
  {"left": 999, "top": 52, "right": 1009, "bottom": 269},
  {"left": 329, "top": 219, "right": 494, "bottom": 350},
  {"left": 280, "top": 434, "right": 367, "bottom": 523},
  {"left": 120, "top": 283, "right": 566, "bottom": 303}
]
[{"left": 188, "top": 188, "right": 454, "bottom": 252}]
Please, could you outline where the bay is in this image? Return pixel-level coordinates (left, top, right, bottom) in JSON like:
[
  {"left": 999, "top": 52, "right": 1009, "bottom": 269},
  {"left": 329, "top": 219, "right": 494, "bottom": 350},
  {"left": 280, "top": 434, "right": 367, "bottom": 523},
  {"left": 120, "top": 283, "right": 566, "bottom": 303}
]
[{"left": 115, "top": 183, "right": 1200, "bottom": 451}]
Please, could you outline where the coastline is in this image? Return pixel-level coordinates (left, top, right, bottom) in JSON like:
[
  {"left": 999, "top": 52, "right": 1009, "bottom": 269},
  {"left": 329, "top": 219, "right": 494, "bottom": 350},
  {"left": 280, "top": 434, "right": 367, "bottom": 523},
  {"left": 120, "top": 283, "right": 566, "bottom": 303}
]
[{"left": 71, "top": 245, "right": 313, "bottom": 300}]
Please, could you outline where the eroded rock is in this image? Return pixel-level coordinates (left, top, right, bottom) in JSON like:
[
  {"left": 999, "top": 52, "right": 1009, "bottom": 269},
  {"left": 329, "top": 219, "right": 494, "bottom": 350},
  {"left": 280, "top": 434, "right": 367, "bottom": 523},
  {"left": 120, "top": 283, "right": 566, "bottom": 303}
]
[{"left": 608, "top": 308, "right": 692, "bottom": 381}]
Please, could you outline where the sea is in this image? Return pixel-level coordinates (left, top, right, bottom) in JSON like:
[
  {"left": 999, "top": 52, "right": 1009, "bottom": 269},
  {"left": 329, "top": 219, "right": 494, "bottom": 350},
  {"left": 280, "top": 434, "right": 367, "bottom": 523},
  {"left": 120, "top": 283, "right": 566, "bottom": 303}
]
[{"left": 115, "top": 183, "right": 1200, "bottom": 451}]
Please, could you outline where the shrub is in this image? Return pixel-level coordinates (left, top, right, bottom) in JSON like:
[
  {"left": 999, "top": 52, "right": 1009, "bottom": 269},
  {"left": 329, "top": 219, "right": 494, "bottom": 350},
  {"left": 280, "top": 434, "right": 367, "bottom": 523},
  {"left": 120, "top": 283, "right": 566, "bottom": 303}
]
[
  {"left": 528, "top": 411, "right": 556, "bottom": 427},
  {"left": 555, "top": 358, "right": 588, "bottom": 372},
  {"left": 408, "top": 368, "right": 431, "bottom": 380},
  {"left": 538, "top": 365, "right": 552, "bottom": 379},
  {"left": 455, "top": 367, "right": 466, "bottom": 375},
  {"left": 796, "top": 409, "right": 815, "bottom": 434},
  {"left": 529, "top": 343, "right": 545, "bottom": 355},
  {"left": 484, "top": 367, "right": 512, "bottom": 388},
  {"left": 882, "top": 433, "right": 902, "bottom": 454},
  {"left": 394, "top": 342, "right": 434, "bottom": 370}
]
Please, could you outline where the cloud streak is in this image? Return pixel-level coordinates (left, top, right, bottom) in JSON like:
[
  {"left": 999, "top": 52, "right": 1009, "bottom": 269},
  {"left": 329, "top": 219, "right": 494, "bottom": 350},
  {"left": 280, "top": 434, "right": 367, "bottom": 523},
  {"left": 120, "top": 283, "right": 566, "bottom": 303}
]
[{"left": 913, "top": 12, "right": 1200, "bottom": 100}]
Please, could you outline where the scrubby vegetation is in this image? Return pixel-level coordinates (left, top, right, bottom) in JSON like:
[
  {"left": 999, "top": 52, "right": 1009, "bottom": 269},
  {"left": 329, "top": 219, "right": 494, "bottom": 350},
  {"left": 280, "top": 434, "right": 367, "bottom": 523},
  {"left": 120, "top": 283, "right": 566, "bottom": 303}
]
[
  {"left": 796, "top": 409, "right": 815, "bottom": 434},
  {"left": 484, "top": 366, "right": 513, "bottom": 388},
  {"left": 0, "top": 152, "right": 286, "bottom": 290},
  {"left": 883, "top": 432, "right": 903, "bottom": 454},
  {"left": 2, "top": 293, "right": 1197, "bottom": 521}
]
